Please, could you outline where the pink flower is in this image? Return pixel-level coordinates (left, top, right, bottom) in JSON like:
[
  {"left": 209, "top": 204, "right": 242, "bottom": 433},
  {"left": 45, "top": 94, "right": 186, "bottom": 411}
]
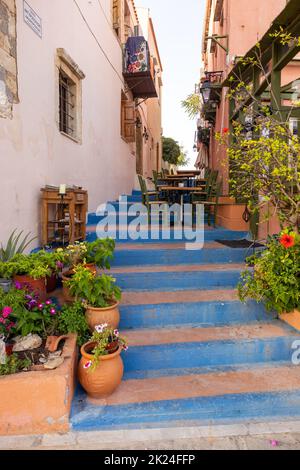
[
  {"left": 95, "top": 323, "right": 108, "bottom": 333},
  {"left": 270, "top": 440, "right": 279, "bottom": 447},
  {"left": 0, "top": 318, "right": 5, "bottom": 324},
  {"left": 14, "top": 281, "right": 22, "bottom": 290},
  {"left": 114, "top": 329, "right": 120, "bottom": 337},
  {"left": 45, "top": 300, "right": 52, "bottom": 305},
  {"left": 38, "top": 303, "right": 44, "bottom": 310},
  {"left": 83, "top": 361, "right": 92, "bottom": 369},
  {"left": 2, "top": 307, "right": 12, "bottom": 318},
  {"left": 7, "top": 322, "right": 15, "bottom": 330},
  {"left": 50, "top": 308, "right": 56, "bottom": 315},
  {"left": 122, "top": 345, "right": 128, "bottom": 352}
]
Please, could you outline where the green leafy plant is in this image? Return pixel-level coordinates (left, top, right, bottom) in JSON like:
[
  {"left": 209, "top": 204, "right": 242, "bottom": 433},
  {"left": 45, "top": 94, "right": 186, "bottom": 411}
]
[
  {"left": 239, "top": 229, "right": 300, "bottom": 314},
  {"left": 0, "top": 288, "right": 28, "bottom": 339},
  {"left": 66, "top": 265, "right": 121, "bottom": 308},
  {"left": 84, "top": 324, "right": 127, "bottom": 370},
  {"left": 65, "top": 242, "right": 88, "bottom": 268},
  {"left": 35, "top": 250, "right": 69, "bottom": 274},
  {"left": 14, "top": 296, "right": 60, "bottom": 338},
  {"left": 6, "top": 253, "right": 51, "bottom": 280},
  {"left": 181, "top": 93, "right": 201, "bottom": 119},
  {"left": 0, "top": 354, "right": 31, "bottom": 376},
  {"left": 0, "top": 229, "right": 37, "bottom": 262},
  {"left": 58, "top": 301, "right": 89, "bottom": 346},
  {"left": 85, "top": 238, "right": 115, "bottom": 269}
]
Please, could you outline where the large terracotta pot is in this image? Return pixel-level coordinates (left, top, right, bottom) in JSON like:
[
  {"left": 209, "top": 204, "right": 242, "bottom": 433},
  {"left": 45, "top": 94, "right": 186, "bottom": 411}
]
[
  {"left": 14, "top": 275, "right": 46, "bottom": 301},
  {"left": 280, "top": 309, "right": 300, "bottom": 332},
  {"left": 85, "top": 302, "right": 120, "bottom": 331},
  {"left": 78, "top": 342, "right": 124, "bottom": 398}
]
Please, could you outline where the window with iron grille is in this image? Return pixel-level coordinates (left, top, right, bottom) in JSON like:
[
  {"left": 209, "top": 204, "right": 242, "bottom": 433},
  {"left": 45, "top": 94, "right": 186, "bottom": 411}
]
[{"left": 59, "top": 70, "right": 76, "bottom": 138}]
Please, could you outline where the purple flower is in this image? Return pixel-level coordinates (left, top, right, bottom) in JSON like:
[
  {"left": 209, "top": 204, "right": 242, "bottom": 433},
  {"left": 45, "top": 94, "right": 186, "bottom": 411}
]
[
  {"left": 56, "top": 261, "right": 64, "bottom": 270},
  {"left": 114, "top": 329, "right": 120, "bottom": 337},
  {"left": 14, "top": 281, "right": 22, "bottom": 290},
  {"left": 28, "top": 299, "right": 37, "bottom": 309}
]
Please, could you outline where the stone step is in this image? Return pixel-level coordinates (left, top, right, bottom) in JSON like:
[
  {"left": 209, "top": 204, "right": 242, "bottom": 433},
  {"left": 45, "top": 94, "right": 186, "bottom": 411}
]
[
  {"left": 71, "top": 366, "right": 300, "bottom": 431},
  {"left": 119, "top": 297, "right": 275, "bottom": 330}
]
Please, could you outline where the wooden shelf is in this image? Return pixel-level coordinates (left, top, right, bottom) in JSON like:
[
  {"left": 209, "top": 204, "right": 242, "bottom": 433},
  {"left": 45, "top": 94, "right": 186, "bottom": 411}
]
[{"left": 41, "top": 188, "right": 88, "bottom": 246}]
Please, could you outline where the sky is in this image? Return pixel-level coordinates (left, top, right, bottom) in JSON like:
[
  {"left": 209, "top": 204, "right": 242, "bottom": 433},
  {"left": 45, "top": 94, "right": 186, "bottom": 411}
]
[{"left": 136, "top": 0, "right": 206, "bottom": 168}]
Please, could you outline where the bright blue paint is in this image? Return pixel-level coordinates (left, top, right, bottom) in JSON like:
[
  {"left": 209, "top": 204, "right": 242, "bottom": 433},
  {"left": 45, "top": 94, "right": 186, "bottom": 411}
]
[
  {"left": 122, "top": 336, "right": 300, "bottom": 372},
  {"left": 70, "top": 389, "right": 300, "bottom": 431},
  {"left": 111, "top": 248, "right": 247, "bottom": 266},
  {"left": 119, "top": 300, "right": 276, "bottom": 330},
  {"left": 114, "top": 270, "right": 242, "bottom": 291}
]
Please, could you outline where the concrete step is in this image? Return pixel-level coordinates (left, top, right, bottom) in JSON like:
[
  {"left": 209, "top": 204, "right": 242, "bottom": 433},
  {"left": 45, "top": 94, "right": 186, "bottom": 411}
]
[
  {"left": 86, "top": 226, "right": 247, "bottom": 243},
  {"left": 111, "top": 244, "right": 248, "bottom": 266},
  {"left": 71, "top": 364, "right": 300, "bottom": 431},
  {"left": 113, "top": 267, "right": 243, "bottom": 292},
  {"left": 119, "top": 296, "right": 275, "bottom": 330}
]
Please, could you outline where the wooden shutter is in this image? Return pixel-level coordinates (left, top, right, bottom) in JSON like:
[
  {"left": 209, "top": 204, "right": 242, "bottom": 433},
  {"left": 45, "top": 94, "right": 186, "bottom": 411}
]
[
  {"left": 112, "top": 0, "right": 120, "bottom": 28},
  {"left": 122, "top": 102, "right": 136, "bottom": 143}
]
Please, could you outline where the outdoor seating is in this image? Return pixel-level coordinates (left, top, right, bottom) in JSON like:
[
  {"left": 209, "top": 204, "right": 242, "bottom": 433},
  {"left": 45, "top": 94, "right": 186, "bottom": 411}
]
[{"left": 193, "top": 179, "right": 223, "bottom": 227}]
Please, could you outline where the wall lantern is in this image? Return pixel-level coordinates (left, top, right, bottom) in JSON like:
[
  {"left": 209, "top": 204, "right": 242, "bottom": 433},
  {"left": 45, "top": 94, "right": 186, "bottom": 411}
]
[{"left": 200, "top": 79, "right": 212, "bottom": 104}]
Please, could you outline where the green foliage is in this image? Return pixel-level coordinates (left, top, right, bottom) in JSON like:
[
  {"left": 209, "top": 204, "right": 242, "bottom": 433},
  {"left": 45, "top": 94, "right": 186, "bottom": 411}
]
[
  {"left": 5, "top": 253, "right": 51, "bottom": 280},
  {"left": 177, "top": 149, "right": 190, "bottom": 167},
  {"left": 0, "top": 354, "right": 31, "bottom": 376},
  {"left": 181, "top": 93, "right": 201, "bottom": 119},
  {"left": 85, "top": 238, "right": 115, "bottom": 269},
  {"left": 0, "top": 229, "right": 37, "bottom": 262},
  {"left": 88, "top": 324, "right": 127, "bottom": 369},
  {"left": 58, "top": 302, "right": 89, "bottom": 346},
  {"left": 66, "top": 265, "right": 121, "bottom": 308},
  {"left": 13, "top": 297, "right": 59, "bottom": 338},
  {"left": 162, "top": 137, "right": 181, "bottom": 165},
  {"left": 239, "top": 229, "right": 300, "bottom": 314},
  {"left": 35, "top": 250, "right": 69, "bottom": 274}
]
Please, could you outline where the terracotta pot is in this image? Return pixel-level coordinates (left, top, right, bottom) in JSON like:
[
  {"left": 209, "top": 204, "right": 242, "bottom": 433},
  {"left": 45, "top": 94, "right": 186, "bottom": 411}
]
[
  {"left": 46, "top": 273, "right": 57, "bottom": 293},
  {"left": 14, "top": 275, "right": 46, "bottom": 301},
  {"left": 280, "top": 309, "right": 300, "bottom": 332},
  {"left": 85, "top": 302, "right": 120, "bottom": 331},
  {"left": 78, "top": 341, "right": 124, "bottom": 398},
  {"left": 61, "top": 270, "right": 75, "bottom": 303},
  {"left": 85, "top": 263, "right": 97, "bottom": 275}
]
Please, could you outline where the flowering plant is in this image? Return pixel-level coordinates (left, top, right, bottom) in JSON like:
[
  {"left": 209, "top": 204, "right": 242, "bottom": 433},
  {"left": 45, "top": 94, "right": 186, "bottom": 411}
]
[
  {"left": 0, "top": 306, "right": 16, "bottom": 339},
  {"left": 239, "top": 229, "right": 300, "bottom": 314},
  {"left": 84, "top": 324, "right": 127, "bottom": 370},
  {"left": 14, "top": 294, "right": 60, "bottom": 338}
]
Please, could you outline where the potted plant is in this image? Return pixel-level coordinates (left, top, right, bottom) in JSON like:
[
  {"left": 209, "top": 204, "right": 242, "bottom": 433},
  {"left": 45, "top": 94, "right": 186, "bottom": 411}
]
[
  {"left": 85, "top": 238, "right": 115, "bottom": 270},
  {"left": 78, "top": 324, "right": 127, "bottom": 398},
  {"left": 0, "top": 230, "right": 36, "bottom": 293},
  {"left": 66, "top": 265, "right": 122, "bottom": 330},
  {"left": 36, "top": 250, "right": 68, "bottom": 293},
  {"left": 239, "top": 229, "right": 300, "bottom": 327},
  {"left": 7, "top": 253, "right": 51, "bottom": 300}
]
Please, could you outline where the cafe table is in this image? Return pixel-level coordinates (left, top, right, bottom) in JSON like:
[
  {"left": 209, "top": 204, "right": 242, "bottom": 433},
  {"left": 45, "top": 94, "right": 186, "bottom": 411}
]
[{"left": 159, "top": 186, "right": 205, "bottom": 221}]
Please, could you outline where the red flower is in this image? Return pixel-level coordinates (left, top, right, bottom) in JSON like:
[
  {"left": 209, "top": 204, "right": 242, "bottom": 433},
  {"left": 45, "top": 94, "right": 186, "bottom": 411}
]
[
  {"left": 279, "top": 233, "right": 295, "bottom": 248},
  {"left": 222, "top": 128, "right": 229, "bottom": 134}
]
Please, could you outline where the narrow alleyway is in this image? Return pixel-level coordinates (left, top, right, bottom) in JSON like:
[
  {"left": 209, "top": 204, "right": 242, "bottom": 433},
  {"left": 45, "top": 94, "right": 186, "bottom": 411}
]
[{"left": 69, "top": 191, "right": 300, "bottom": 432}]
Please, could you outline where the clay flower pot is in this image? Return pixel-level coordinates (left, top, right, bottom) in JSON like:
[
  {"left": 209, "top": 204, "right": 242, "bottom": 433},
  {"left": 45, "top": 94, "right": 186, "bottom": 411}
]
[
  {"left": 46, "top": 273, "right": 58, "bottom": 293},
  {"left": 14, "top": 275, "right": 46, "bottom": 301},
  {"left": 61, "top": 270, "right": 75, "bottom": 303},
  {"left": 85, "top": 263, "right": 97, "bottom": 275},
  {"left": 85, "top": 302, "right": 120, "bottom": 331},
  {"left": 78, "top": 341, "right": 124, "bottom": 398}
]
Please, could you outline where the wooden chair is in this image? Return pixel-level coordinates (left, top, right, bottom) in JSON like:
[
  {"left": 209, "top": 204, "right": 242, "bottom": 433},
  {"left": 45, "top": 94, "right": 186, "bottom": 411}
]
[
  {"left": 193, "top": 179, "right": 222, "bottom": 227},
  {"left": 138, "top": 174, "right": 168, "bottom": 221}
]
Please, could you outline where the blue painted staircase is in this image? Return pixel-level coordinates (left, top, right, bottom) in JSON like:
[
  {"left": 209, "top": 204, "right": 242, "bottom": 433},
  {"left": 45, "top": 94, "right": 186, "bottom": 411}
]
[{"left": 71, "top": 190, "right": 300, "bottom": 432}]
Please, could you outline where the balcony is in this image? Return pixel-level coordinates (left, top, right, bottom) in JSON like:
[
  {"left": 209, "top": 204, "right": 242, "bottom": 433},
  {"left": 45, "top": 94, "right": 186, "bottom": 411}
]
[{"left": 123, "top": 36, "right": 158, "bottom": 99}]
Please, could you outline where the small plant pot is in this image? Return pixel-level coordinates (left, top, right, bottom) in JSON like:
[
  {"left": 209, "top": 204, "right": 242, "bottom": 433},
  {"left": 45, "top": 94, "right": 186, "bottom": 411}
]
[
  {"left": 13, "top": 275, "right": 46, "bottom": 301},
  {"left": 85, "top": 302, "right": 120, "bottom": 331},
  {"left": 78, "top": 341, "right": 124, "bottom": 398},
  {"left": 0, "top": 279, "right": 12, "bottom": 293},
  {"left": 46, "top": 273, "right": 58, "bottom": 293},
  {"left": 61, "top": 270, "right": 75, "bottom": 303}
]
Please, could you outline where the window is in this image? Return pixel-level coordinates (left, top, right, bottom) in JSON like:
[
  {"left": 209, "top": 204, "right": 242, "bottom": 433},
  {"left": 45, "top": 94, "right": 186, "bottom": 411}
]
[
  {"left": 56, "top": 49, "right": 85, "bottom": 143},
  {"left": 59, "top": 70, "right": 76, "bottom": 138}
]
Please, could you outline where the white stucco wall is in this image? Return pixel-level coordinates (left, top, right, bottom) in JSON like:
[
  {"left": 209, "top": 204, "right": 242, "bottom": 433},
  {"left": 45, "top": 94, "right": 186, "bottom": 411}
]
[{"left": 0, "top": 0, "right": 136, "bottom": 247}]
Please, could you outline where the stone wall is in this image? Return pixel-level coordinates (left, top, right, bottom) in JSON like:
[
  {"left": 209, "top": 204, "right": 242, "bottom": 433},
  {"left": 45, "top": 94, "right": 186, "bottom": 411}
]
[{"left": 0, "top": 0, "right": 18, "bottom": 118}]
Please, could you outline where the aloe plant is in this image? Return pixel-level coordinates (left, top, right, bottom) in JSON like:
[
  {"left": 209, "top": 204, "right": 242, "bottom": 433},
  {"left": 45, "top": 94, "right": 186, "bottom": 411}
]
[{"left": 0, "top": 229, "right": 37, "bottom": 262}]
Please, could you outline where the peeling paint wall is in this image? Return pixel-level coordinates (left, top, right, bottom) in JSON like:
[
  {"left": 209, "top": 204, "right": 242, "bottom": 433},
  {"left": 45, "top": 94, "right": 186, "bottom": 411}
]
[{"left": 0, "top": 0, "right": 18, "bottom": 118}]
